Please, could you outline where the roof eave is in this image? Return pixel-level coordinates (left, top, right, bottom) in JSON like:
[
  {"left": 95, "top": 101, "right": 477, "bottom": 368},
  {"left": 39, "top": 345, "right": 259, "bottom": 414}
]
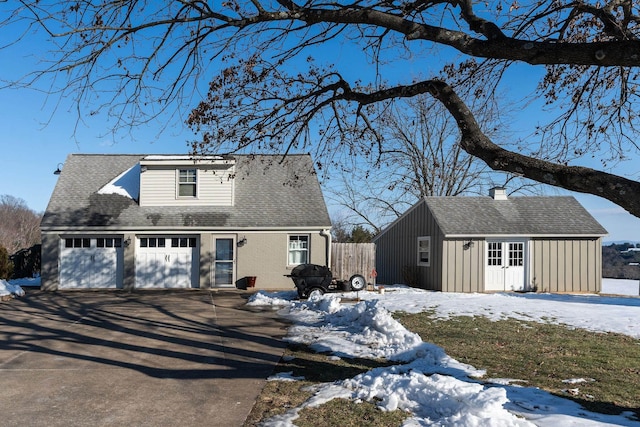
[{"left": 443, "top": 233, "right": 608, "bottom": 239}]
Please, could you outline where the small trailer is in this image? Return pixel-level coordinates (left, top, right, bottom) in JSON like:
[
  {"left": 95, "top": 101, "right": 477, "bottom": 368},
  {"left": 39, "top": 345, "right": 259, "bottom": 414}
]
[{"left": 285, "top": 263, "right": 366, "bottom": 299}]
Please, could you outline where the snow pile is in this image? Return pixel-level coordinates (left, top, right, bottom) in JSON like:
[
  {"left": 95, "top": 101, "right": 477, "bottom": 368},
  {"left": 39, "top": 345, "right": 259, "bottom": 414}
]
[
  {"left": 0, "top": 279, "right": 25, "bottom": 297},
  {"left": 282, "top": 296, "right": 428, "bottom": 362},
  {"left": 247, "top": 285, "right": 640, "bottom": 426},
  {"left": 246, "top": 290, "right": 297, "bottom": 307}
]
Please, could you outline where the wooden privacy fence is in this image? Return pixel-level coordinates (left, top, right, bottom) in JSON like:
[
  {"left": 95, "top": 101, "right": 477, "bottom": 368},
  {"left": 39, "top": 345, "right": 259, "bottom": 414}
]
[{"left": 331, "top": 243, "right": 376, "bottom": 283}]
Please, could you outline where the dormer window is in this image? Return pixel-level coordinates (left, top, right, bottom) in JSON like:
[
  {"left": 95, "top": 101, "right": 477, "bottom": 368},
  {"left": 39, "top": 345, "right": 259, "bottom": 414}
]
[
  {"left": 138, "top": 156, "right": 235, "bottom": 206},
  {"left": 178, "top": 169, "right": 197, "bottom": 197}
]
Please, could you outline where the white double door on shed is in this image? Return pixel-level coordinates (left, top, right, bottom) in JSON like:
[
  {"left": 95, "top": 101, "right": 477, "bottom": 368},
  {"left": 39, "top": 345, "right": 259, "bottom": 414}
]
[
  {"left": 485, "top": 239, "right": 528, "bottom": 291},
  {"left": 135, "top": 236, "right": 199, "bottom": 288},
  {"left": 59, "top": 237, "right": 123, "bottom": 289}
]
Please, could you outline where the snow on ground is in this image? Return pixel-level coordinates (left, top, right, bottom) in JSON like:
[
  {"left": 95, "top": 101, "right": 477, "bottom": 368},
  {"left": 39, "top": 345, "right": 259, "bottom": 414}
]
[
  {"left": 0, "top": 279, "right": 25, "bottom": 297},
  {"left": 248, "top": 280, "right": 640, "bottom": 427},
  {"left": 602, "top": 278, "right": 640, "bottom": 297}
]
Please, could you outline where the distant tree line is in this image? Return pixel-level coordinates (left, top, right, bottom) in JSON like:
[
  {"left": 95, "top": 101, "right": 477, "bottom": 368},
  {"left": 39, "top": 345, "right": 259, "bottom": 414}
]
[
  {"left": 602, "top": 243, "right": 640, "bottom": 280},
  {"left": 332, "top": 222, "right": 375, "bottom": 243},
  {"left": 0, "top": 195, "right": 42, "bottom": 280}
]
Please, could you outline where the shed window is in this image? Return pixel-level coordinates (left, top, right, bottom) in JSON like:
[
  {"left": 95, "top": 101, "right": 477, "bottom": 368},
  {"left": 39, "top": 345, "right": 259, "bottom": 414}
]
[
  {"left": 417, "top": 236, "right": 431, "bottom": 267},
  {"left": 508, "top": 242, "right": 524, "bottom": 266},
  {"left": 288, "top": 235, "right": 309, "bottom": 265},
  {"left": 178, "top": 169, "right": 197, "bottom": 197},
  {"left": 487, "top": 242, "right": 502, "bottom": 266}
]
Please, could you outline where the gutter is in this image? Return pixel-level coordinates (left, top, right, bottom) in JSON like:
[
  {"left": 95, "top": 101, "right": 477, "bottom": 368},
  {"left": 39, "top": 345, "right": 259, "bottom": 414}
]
[{"left": 320, "top": 229, "right": 332, "bottom": 267}]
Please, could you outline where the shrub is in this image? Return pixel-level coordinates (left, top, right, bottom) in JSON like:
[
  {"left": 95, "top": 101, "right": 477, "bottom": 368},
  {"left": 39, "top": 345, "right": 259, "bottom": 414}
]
[{"left": 0, "top": 245, "right": 13, "bottom": 280}]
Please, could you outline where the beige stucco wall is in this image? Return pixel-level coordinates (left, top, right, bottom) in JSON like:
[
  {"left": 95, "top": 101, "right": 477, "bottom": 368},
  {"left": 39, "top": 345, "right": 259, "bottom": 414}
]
[
  {"left": 40, "top": 232, "right": 59, "bottom": 291},
  {"left": 41, "top": 229, "right": 330, "bottom": 291},
  {"left": 235, "top": 231, "right": 329, "bottom": 290}
]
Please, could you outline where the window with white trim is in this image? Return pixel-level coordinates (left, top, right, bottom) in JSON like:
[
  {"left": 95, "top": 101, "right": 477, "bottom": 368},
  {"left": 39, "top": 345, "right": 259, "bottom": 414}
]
[
  {"left": 417, "top": 236, "right": 431, "bottom": 267},
  {"left": 178, "top": 169, "right": 197, "bottom": 197},
  {"left": 288, "top": 235, "right": 309, "bottom": 265}
]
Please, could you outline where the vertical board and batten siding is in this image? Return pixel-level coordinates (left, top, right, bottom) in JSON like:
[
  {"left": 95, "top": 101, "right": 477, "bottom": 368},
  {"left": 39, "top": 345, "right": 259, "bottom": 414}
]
[
  {"left": 140, "top": 166, "right": 234, "bottom": 206},
  {"left": 530, "top": 238, "right": 602, "bottom": 293},
  {"left": 375, "top": 202, "right": 444, "bottom": 290},
  {"left": 331, "top": 243, "right": 376, "bottom": 282},
  {"left": 440, "top": 239, "right": 484, "bottom": 293}
]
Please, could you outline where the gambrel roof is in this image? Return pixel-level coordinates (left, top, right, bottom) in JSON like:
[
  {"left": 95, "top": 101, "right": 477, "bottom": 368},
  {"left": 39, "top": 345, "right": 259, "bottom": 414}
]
[
  {"left": 424, "top": 195, "right": 608, "bottom": 237},
  {"left": 41, "top": 154, "right": 331, "bottom": 230}
]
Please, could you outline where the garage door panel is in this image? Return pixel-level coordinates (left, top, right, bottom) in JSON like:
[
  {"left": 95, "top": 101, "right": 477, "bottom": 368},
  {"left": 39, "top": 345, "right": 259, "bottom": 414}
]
[
  {"left": 135, "top": 237, "right": 197, "bottom": 289},
  {"left": 60, "top": 245, "right": 120, "bottom": 289},
  {"left": 135, "top": 253, "right": 167, "bottom": 289}
]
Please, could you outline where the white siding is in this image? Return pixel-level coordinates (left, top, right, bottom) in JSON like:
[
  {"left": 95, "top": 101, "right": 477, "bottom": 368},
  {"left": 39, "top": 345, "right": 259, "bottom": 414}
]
[{"left": 140, "top": 165, "right": 234, "bottom": 206}]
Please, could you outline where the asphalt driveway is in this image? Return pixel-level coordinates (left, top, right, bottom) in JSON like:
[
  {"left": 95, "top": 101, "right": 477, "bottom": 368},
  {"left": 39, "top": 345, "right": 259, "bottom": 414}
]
[{"left": 0, "top": 290, "right": 289, "bottom": 427}]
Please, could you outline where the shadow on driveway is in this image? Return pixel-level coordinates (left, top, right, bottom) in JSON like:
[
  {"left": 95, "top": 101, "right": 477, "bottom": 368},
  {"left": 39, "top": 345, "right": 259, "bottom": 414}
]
[{"left": 0, "top": 289, "right": 289, "bottom": 426}]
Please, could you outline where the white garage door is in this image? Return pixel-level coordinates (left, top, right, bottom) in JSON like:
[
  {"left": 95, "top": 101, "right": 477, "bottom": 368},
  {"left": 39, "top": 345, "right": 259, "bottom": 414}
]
[
  {"left": 135, "top": 236, "right": 199, "bottom": 289},
  {"left": 59, "top": 237, "right": 123, "bottom": 289}
]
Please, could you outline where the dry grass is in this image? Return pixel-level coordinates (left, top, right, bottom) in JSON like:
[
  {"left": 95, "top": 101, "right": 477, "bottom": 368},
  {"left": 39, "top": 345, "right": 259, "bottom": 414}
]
[
  {"left": 246, "top": 312, "right": 640, "bottom": 426},
  {"left": 395, "top": 312, "right": 640, "bottom": 418},
  {"left": 244, "top": 343, "right": 409, "bottom": 426}
]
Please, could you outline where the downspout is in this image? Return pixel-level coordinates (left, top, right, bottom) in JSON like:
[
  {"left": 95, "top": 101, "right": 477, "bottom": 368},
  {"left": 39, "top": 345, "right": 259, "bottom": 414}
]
[{"left": 321, "top": 229, "right": 332, "bottom": 267}]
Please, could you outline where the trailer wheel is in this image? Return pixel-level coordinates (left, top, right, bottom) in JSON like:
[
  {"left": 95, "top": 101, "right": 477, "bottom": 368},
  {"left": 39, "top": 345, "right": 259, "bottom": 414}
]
[
  {"left": 307, "top": 288, "right": 325, "bottom": 299},
  {"left": 349, "top": 274, "right": 366, "bottom": 291}
]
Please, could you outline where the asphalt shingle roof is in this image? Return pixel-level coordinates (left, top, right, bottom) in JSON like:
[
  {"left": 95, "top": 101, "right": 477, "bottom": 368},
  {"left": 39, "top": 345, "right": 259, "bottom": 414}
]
[
  {"left": 42, "top": 154, "right": 332, "bottom": 229},
  {"left": 425, "top": 196, "right": 608, "bottom": 236}
]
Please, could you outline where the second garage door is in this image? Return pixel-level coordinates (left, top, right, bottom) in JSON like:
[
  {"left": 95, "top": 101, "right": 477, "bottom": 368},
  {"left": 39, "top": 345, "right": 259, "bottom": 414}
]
[{"left": 135, "top": 236, "right": 199, "bottom": 288}]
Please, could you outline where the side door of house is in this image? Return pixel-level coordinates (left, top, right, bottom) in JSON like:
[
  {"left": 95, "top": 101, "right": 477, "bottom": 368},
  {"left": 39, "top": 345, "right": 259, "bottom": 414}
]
[
  {"left": 212, "top": 236, "right": 235, "bottom": 287},
  {"left": 485, "top": 240, "right": 527, "bottom": 291}
]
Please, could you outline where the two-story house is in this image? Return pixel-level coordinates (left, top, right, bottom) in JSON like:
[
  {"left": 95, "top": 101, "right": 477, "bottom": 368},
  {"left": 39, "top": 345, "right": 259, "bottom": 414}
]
[{"left": 40, "top": 154, "right": 332, "bottom": 290}]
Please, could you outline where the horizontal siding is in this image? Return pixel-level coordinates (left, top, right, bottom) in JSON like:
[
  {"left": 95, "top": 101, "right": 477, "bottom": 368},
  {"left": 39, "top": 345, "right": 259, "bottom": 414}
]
[
  {"left": 140, "top": 166, "right": 234, "bottom": 206},
  {"left": 530, "top": 238, "right": 601, "bottom": 293}
]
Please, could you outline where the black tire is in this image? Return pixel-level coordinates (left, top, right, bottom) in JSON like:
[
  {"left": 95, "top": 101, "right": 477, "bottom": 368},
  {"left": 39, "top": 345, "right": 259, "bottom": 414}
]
[{"left": 349, "top": 274, "right": 366, "bottom": 291}]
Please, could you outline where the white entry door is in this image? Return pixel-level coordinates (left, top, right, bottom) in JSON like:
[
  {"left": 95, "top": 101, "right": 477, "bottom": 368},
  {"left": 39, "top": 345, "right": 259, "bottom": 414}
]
[
  {"left": 212, "top": 236, "right": 235, "bottom": 287},
  {"left": 135, "top": 236, "right": 198, "bottom": 288},
  {"left": 485, "top": 240, "right": 527, "bottom": 291}
]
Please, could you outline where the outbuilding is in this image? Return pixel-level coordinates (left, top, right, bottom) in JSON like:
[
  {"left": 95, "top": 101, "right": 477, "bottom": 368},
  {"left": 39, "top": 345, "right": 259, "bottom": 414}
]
[
  {"left": 373, "top": 188, "right": 608, "bottom": 293},
  {"left": 41, "top": 154, "right": 332, "bottom": 290}
]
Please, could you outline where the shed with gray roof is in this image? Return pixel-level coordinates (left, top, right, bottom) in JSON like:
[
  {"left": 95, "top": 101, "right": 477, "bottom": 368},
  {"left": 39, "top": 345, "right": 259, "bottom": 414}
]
[
  {"left": 372, "top": 188, "right": 608, "bottom": 293},
  {"left": 41, "top": 154, "right": 332, "bottom": 290}
]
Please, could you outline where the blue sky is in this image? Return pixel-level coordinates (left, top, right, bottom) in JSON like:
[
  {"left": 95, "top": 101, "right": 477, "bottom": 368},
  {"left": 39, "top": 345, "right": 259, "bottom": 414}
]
[{"left": 1, "top": 8, "right": 640, "bottom": 243}]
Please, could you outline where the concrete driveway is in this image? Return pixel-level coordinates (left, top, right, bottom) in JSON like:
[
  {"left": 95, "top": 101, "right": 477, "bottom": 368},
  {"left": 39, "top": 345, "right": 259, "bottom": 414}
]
[{"left": 0, "top": 290, "right": 289, "bottom": 427}]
